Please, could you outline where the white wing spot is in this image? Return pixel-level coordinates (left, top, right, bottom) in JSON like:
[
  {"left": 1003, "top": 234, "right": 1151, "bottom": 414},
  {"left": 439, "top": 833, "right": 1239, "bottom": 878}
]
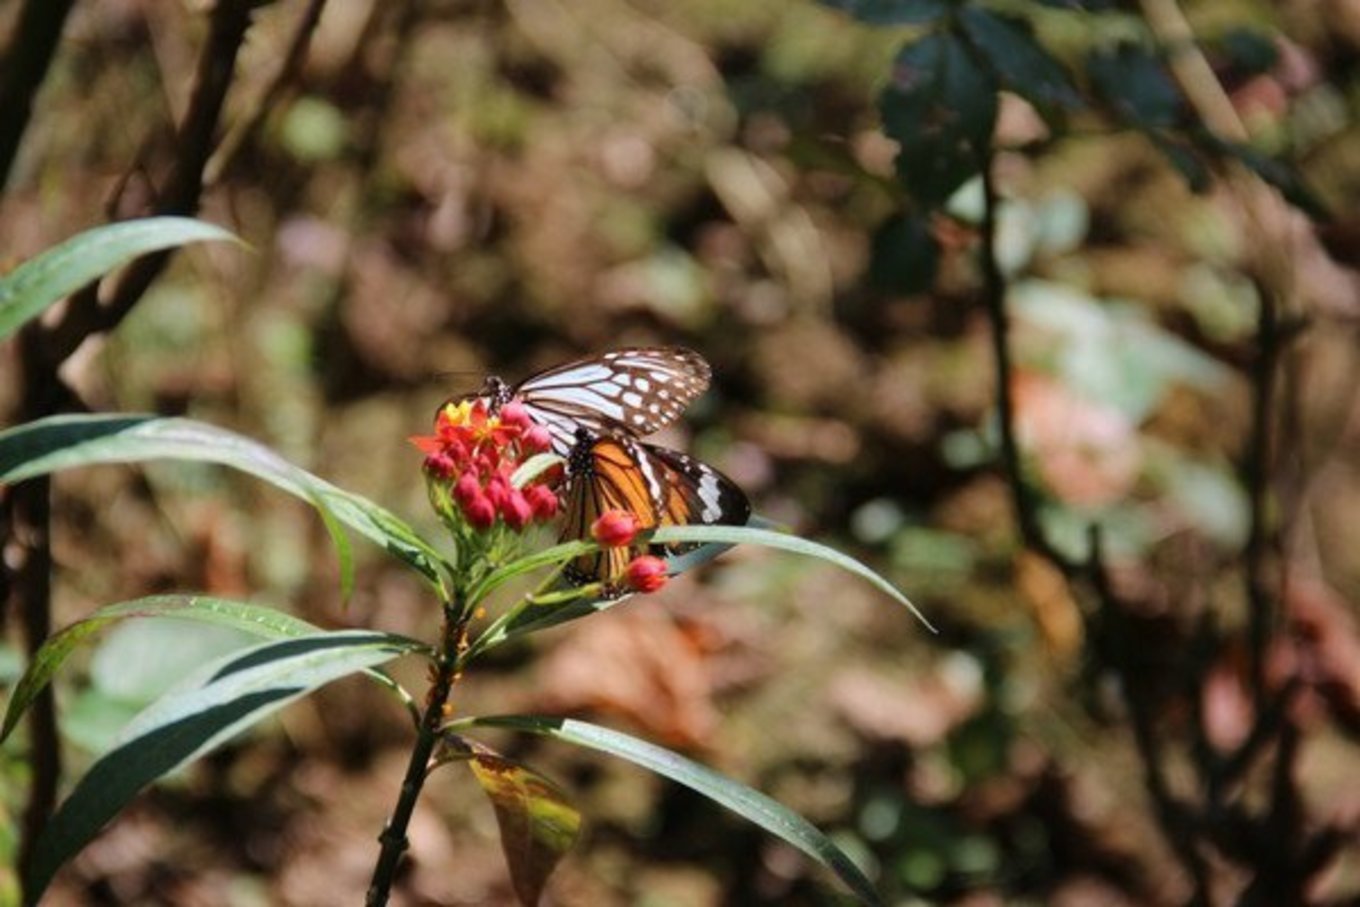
[
  {"left": 623, "top": 391, "right": 643, "bottom": 407},
  {"left": 636, "top": 378, "right": 651, "bottom": 392}
]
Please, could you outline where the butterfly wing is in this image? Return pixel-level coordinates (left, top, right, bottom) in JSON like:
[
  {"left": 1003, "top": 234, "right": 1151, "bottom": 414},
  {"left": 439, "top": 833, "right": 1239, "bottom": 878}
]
[
  {"left": 645, "top": 444, "right": 751, "bottom": 554},
  {"left": 513, "top": 347, "right": 712, "bottom": 456},
  {"left": 560, "top": 432, "right": 749, "bottom": 585},
  {"left": 560, "top": 435, "right": 666, "bottom": 585}
]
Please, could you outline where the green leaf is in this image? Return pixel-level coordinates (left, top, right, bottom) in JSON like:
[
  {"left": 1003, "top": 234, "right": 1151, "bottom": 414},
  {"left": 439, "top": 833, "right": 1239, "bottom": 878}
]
[
  {"left": 0, "top": 414, "right": 450, "bottom": 590},
  {"left": 1, "top": 595, "right": 317, "bottom": 744},
  {"left": 958, "top": 9, "right": 1080, "bottom": 113},
  {"left": 456, "top": 716, "right": 883, "bottom": 907},
  {"left": 648, "top": 524, "right": 933, "bottom": 630},
  {"left": 0, "top": 217, "right": 238, "bottom": 342},
  {"left": 879, "top": 33, "right": 998, "bottom": 206},
  {"left": 511, "top": 453, "right": 564, "bottom": 488},
  {"left": 469, "top": 539, "right": 596, "bottom": 605},
  {"left": 870, "top": 213, "right": 940, "bottom": 294},
  {"left": 24, "top": 630, "right": 426, "bottom": 903},
  {"left": 437, "top": 736, "right": 582, "bottom": 907},
  {"left": 818, "top": 0, "right": 952, "bottom": 25},
  {"left": 1087, "top": 43, "right": 1182, "bottom": 129}
]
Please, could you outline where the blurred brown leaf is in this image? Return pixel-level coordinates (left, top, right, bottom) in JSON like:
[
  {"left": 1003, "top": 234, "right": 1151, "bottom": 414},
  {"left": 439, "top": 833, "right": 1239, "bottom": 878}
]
[{"left": 535, "top": 605, "right": 719, "bottom": 750}]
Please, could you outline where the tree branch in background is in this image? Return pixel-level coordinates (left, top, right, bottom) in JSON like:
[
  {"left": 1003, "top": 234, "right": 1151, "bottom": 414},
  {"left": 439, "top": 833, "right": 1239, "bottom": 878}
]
[
  {"left": 1086, "top": 527, "right": 1212, "bottom": 906},
  {"left": 4, "top": 0, "right": 265, "bottom": 872},
  {"left": 37, "top": 0, "right": 264, "bottom": 371},
  {"left": 1243, "top": 281, "right": 1280, "bottom": 703},
  {"left": 0, "top": 0, "right": 77, "bottom": 189},
  {"left": 206, "top": 0, "right": 330, "bottom": 185}
]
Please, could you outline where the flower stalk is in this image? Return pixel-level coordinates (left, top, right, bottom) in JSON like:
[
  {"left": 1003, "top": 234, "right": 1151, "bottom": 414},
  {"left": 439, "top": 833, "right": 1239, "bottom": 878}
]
[{"left": 366, "top": 595, "right": 470, "bottom": 907}]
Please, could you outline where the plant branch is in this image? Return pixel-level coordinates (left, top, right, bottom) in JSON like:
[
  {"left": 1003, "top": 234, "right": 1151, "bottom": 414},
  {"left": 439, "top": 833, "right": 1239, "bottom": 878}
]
[
  {"left": 1087, "top": 527, "right": 1211, "bottom": 906},
  {"left": 3, "top": 0, "right": 263, "bottom": 870},
  {"left": 0, "top": 0, "right": 77, "bottom": 189},
  {"left": 978, "top": 154, "right": 1073, "bottom": 573},
  {"left": 367, "top": 600, "right": 470, "bottom": 906},
  {"left": 206, "top": 0, "right": 329, "bottom": 185},
  {"left": 1243, "top": 281, "right": 1281, "bottom": 704},
  {"left": 36, "top": 0, "right": 263, "bottom": 372}
]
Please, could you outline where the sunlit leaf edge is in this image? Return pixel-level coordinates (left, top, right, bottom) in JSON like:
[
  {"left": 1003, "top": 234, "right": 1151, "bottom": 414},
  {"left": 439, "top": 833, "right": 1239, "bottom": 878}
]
[
  {"left": 0, "top": 217, "right": 238, "bottom": 342},
  {"left": 0, "top": 414, "right": 450, "bottom": 590},
  {"left": 23, "top": 630, "right": 424, "bottom": 904},
  {"left": 0, "top": 595, "right": 316, "bottom": 744}
]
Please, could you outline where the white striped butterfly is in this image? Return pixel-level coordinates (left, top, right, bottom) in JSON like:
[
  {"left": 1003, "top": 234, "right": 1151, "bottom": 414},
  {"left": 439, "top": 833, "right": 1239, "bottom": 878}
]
[
  {"left": 458, "top": 347, "right": 713, "bottom": 457},
  {"left": 560, "top": 428, "right": 750, "bottom": 586}
]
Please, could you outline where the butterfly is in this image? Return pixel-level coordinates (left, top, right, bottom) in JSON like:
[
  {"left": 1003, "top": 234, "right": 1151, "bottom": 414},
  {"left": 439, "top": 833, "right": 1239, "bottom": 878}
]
[
  {"left": 559, "top": 429, "right": 751, "bottom": 586},
  {"left": 458, "top": 347, "right": 713, "bottom": 457}
]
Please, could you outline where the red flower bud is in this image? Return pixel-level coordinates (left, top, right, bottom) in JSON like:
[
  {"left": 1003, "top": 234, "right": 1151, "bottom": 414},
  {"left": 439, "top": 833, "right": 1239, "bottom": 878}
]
[
  {"left": 501, "top": 489, "right": 534, "bottom": 530},
  {"left": 484, "top": 473, "right": 512, "bottom": 509},
  {"left": 625, "top": 555, "right": 668, "bottom": 593},
  {"left": 591, "top": 510, "right": 640, "bottom": 548},
  {"left": 425, "top": 452, "right": 457, "bottom": 479},
  {"left": 453, "top": 471, "right": 482, "bottom": 508},
  {"left": 461, "top": 493, "right": 496, "bottom": 530},
  {"left": 523, "top": 424, "right": 552, "bottom": 453},
  {"left": 525, "top": 484, "right": 559, "bottom": 520},
  {"left": 500, "top": 399, "right": 532, "bottom": 428}
]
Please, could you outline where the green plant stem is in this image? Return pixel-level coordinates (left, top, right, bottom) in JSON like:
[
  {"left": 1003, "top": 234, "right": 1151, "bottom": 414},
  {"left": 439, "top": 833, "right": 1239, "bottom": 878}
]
[{"left": 366, "top": 597, "right": 469, "bottom": 907}]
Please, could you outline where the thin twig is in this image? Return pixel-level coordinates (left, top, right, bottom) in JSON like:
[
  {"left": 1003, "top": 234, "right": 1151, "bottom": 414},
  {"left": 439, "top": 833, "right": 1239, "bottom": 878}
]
[
  {"left": 1243, "top": 280, "right": 1281, "bottom": 703},
  {"left": 1087, "top": 527, "right": 1212, "bottom": 906},
  {"left": 0, "top": 0, "right": 77, "bottom": 189}
]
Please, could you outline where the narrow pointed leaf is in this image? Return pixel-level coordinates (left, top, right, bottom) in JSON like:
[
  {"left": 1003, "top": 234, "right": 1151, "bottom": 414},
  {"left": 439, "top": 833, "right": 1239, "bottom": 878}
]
[
  {"left": 437, "top": 736, "right": 582, "bottom": 906},
  {"left": 0, "top": 596, "right": 318, "bottom": 744},
  {"left": 649, "top": 524, "right": 933, "bottom": 630},
  {"left": 469, "top": 539, "right": 596, "bottom": 604},
  {"left": 0, "top": 217, "right": 237, "bottom": 341},
  {"left": 456, "top": 716, "right": 882, "bottom": 907},
  {"left": 0, "top": 415, "right": 448, "bottom": 589},
  {"left": 24, "top": 630, "right": 426, "bottom": 903}
]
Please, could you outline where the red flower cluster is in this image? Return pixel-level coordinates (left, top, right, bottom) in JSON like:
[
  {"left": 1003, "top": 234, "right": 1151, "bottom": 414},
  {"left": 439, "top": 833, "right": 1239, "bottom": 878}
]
[{"left": 411, "top": 398, "right": 558, "bottom": 531}]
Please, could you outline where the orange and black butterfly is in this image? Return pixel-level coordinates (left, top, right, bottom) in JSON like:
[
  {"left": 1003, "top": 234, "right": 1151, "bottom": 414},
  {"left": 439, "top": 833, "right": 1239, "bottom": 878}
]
[
  {"left": 560, "top": 429, "right": 751, "bottom": 586},
  {"left": 458, "top": 347, "right": 712, "bottom": 457}
]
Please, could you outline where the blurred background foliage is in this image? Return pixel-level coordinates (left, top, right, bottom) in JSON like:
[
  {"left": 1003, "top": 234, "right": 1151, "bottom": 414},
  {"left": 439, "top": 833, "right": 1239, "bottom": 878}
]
[{"left": 1, "top": 0, "right": 1358, "bottom": 904}]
